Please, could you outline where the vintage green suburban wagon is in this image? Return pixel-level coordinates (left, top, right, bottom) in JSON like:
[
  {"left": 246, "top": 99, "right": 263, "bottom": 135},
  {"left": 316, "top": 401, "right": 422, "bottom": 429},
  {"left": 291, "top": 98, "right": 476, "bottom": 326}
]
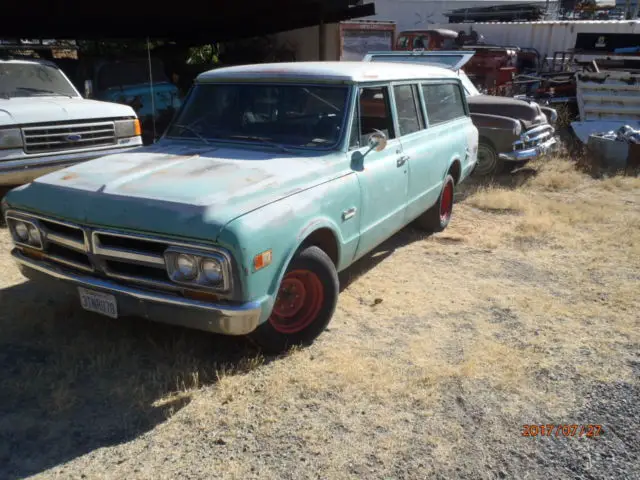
[{"left": 3, "top": 61, "right": 478, "bottom": 352}]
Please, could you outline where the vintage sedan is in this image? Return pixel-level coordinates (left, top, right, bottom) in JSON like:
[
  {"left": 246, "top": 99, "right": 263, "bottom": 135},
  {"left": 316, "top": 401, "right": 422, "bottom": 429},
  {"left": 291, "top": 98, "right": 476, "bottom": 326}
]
[{"left": 3, "top": 61, "right": 478, "bottom": 352}]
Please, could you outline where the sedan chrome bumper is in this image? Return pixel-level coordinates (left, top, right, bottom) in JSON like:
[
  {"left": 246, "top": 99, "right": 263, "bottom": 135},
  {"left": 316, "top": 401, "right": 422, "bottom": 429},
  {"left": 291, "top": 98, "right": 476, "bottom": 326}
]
[
  {"left": 499, "top": 136, "right": 557, "bottom": 161},
  {"left": 12, "top": 248, "right": 264, "bottom": 336}
]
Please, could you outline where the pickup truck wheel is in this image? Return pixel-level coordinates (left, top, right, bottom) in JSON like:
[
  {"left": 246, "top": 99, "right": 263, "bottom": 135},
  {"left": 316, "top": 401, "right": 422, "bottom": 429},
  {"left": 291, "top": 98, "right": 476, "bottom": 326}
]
[
  {"left": 249, "top": 246, "right": 338, "bottom": 354},
  {"left": 473, "top": 142, "right": 503, "bottom": 177},
  {"left": 415, "top": 174, "right": 455, "bottom": 233}
]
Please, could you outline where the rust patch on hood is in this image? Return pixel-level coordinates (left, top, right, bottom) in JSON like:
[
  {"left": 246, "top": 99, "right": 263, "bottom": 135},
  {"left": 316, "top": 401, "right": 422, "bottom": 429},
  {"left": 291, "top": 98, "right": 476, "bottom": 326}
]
[
  {"left": 185, "top": 162, "right": 231, "bottom": 176},
  {"left": 60, "top": 172, "right": 79, "bottom": 181}
]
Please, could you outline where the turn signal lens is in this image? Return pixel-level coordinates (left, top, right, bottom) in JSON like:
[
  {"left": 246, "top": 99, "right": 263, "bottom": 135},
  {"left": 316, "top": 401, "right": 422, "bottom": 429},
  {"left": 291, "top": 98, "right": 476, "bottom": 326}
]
[
  {"left": 253, "top": 249, "right": 273, "bottom": 272},
  {"left": 134, "top": 118, "right": 142, "bottom": 136},
  {"left": 183, "top": 289, "right": 219, "bottom": 302}
]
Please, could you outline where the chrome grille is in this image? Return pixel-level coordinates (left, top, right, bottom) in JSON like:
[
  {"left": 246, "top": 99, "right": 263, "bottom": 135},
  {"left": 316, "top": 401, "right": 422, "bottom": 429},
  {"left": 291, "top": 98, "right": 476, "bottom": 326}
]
[
  {"left": 513, "top": 124, "right": 555, "bottom": 152},
  {"left": 36, "top": 217, "right": 93, "bottom": 272},
  {"left": 7, "top": 212, "right": 233, "bottom": 296},
  {"left": 22, "top": 121, "right": 116, "bottom": 154},
  {"left": 91, "top": 231, "right": 176, "bottom": 290}
]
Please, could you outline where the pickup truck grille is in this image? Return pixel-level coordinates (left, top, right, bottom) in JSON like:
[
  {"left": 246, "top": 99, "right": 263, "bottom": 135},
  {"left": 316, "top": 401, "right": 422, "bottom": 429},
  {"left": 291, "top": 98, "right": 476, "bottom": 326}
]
[
  {"left": 22, "top": 121, "right": 116, "bottom": 154},
  {"left": 91, "top": 231, "right": 175, "bottom": 290},
  {"left": 7, "top": 212, "right": 238, "bottom": 297},
  {"left": 513, "top": 124, "right": 554, "bottom": 151},
  {"left": 38, "top": 224, "right": 176, "bottom": 291}
]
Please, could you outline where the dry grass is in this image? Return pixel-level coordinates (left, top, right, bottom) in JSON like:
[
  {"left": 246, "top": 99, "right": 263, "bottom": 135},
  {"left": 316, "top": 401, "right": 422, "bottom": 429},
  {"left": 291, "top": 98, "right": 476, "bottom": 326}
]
[{"left": 0, "top": 157, "right": 638, "bottom": 479}]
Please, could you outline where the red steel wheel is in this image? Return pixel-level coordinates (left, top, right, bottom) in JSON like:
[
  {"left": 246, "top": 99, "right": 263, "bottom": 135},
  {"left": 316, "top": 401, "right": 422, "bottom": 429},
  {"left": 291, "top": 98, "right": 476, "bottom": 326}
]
[
  {"left": 439, "top": 178, "right": 454, "bottom": 225},
  {"left": 269, "top": 269, "right": 325, "bottom": 334},
  {"left": 250, "top": 246, "right": 339, "bottom": 353},
  {"left": 415, "top": 173, "right": 456, "bottom": 233}
]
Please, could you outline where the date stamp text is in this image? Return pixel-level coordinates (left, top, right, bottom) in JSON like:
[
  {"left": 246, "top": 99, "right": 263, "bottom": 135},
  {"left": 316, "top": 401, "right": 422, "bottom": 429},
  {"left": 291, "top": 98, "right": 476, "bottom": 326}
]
[{"left": 522, "top": 424, "right": 603, "bottom": 438}]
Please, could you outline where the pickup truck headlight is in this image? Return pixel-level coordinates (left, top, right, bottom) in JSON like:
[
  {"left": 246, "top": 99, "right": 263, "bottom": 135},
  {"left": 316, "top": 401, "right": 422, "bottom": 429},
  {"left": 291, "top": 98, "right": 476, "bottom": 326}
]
[
  {"left": 114, "top": 119, "right": 142, "bottom": 138},
  {"left": 164, "top": 248, "right": 229, "bottom": 290},
  {"left": 6, "top": 217, "right": 43, "bottom": 249},
  {"left": 0, "top": 128, "right": 24, "bottom": 150},
  {"left": 201, "top": 258, "right": 224, "bottom": 284}
]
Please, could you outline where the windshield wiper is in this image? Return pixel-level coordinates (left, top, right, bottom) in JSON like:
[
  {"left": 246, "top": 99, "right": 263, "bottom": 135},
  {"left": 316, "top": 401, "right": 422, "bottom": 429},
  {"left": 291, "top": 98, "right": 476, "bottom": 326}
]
[
  {"left": 226, "top": 135, "right": 293, "bottom": 154},
  {"left": 171, "top": 123, "right": 211, "bottom": 145}
]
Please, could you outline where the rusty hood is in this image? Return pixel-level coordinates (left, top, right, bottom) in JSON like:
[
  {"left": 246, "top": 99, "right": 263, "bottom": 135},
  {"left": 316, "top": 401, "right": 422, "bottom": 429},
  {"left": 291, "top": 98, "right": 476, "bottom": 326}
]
[
  {"left": 467, "top": 95, "right": 548, "bottom": 129},
  {"left": 6, "top": 141, "right": 342, "bottom": 241}
]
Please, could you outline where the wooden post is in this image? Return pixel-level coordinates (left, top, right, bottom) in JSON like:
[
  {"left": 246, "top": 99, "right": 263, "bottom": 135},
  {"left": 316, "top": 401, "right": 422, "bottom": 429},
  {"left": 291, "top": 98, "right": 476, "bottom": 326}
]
[{"left": 319, "top": 18, "right": 326, "bottom": 61}]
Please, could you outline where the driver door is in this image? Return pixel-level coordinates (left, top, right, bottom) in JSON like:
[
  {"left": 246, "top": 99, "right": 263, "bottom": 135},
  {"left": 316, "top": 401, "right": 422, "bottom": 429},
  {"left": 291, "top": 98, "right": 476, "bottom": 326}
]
[{"left": 350, "top": 85, "right": 409, "bottom": 261}]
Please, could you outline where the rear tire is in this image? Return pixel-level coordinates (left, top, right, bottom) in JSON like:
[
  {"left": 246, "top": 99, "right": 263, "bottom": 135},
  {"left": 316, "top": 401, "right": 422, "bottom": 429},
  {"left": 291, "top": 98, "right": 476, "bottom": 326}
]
[
  {"left": 249, "top": 246, "right": 339, "bottom": 354},
  {"left": 415, "top": 174, "right": 455, "bottom": 233}
]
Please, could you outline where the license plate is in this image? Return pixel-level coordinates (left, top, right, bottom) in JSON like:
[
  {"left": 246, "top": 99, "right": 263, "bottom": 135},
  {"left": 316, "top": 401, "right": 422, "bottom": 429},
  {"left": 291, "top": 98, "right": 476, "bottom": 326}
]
[{"left": 78, "top": 287, "right": 118, "bottom": 319}]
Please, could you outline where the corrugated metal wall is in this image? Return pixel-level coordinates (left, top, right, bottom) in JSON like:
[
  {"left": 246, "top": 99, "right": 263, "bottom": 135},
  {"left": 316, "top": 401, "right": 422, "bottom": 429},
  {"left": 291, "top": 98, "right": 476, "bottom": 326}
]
[{"left": 429, "top": 20, "right": 640, "bottom": 59}]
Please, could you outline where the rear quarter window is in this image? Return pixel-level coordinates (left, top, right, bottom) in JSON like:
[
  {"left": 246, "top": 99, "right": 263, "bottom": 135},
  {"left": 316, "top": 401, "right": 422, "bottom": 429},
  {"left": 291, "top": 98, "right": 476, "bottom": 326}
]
[{"left": 422, "top": 83, "right": 467, "bottom": 126}]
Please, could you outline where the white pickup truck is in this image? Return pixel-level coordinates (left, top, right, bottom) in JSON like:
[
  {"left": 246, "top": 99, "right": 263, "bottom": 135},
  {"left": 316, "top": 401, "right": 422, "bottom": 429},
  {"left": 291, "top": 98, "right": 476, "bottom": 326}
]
[{"left": 0, "top": 59, "right": 143, "bottom": 186}]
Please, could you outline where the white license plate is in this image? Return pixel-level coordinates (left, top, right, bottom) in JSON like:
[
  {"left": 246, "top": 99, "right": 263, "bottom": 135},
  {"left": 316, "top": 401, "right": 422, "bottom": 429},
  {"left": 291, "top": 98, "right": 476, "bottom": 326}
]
[{"left": 78, "top": 287, "right": 118, "bottom": 319}]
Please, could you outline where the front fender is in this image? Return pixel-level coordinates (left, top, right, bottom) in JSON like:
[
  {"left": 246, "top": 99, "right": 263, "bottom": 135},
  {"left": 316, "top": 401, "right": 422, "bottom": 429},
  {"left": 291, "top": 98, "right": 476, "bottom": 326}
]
[
  {"left": 470, "top": 112, "right": 520, "bottom": 152},
  {"left": 215, "top": 173, "right": 361, "bottom": 321}
]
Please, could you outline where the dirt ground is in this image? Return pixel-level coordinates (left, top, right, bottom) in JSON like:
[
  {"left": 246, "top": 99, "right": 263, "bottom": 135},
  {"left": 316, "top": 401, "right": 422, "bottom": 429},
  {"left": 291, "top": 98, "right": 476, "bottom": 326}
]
[{"left": 0, "top": 158, "right": 638, "bottom": 480}]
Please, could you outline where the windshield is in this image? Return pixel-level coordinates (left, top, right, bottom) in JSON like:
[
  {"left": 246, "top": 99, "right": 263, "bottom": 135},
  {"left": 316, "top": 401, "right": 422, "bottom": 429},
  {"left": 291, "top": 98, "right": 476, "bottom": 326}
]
[
  {"left": 166, "top": 83, "right": 350, "bottom": 149},
  {"left": 458, "top": 71, "right": 481, "bottom": 97},
  {"left": 0, "top": 62, "right": 78, "bottom": 98}
]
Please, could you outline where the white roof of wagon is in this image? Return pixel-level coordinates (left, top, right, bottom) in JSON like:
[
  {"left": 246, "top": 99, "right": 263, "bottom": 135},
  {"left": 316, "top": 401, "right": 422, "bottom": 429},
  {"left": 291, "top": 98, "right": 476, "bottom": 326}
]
[{"left": 197, "top": 61, "right": 459, "bottom": 84}]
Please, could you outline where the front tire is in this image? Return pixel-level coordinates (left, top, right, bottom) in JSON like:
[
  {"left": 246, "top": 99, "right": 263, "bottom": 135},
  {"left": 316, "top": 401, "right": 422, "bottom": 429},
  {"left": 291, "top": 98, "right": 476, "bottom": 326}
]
[
  {"left": 415, "top": 174, "right": 455, "bottom": 233},
  {"left": 249, "top": 246, "right": 339, "bottom": 354},
  {"left": 473, "top": 141, "right": 504, "bottom": 177}
]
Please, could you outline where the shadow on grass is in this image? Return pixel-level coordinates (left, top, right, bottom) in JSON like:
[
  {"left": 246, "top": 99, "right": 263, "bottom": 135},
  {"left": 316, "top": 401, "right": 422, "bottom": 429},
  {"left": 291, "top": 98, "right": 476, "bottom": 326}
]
[
  {"left": 0, "top": 224, "right": 435, "bottom": 478},
  {"left": 0, "top": 279, "right": 266, "bottom": 479}
]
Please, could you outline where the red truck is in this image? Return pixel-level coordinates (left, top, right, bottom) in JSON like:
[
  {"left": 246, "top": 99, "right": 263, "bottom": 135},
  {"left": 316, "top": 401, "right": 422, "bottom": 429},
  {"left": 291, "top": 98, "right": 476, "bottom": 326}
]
[{"left": 394, "top": 28, "right": 539, "bottom": 93}]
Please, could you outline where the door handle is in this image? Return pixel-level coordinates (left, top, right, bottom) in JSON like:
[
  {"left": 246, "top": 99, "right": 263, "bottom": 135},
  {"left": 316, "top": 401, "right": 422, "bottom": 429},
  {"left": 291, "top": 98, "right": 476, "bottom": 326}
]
[{"left": 397, "top": 155, "right": 409, "bottom": 167}]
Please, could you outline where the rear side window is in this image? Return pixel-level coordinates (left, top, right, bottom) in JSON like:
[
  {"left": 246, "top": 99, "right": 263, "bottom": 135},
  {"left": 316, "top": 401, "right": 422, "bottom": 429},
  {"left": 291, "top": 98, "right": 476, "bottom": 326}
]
[
  {"left": 422, "top": 83, "right": 467, "bottom": 125},
  {"left": 356, "top": 86, "right": 396, "bottom": 146},
  {"left": 396, "top": 36, "right": 409, "bottom": 49},
  {"left": 393, "top": 84, "right": 423, "bottom": 136},
  {"left": 412, "top": 35, "right": 428, "bottom": 49}
]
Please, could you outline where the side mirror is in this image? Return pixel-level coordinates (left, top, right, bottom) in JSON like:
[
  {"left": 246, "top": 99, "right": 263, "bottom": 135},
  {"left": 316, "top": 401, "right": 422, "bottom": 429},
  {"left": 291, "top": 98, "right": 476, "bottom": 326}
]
[
  {"left": 367, "top": 129, "right": 388, "bottom": 152},
  {"left": 84, "top": 79, "right": 93, "bottom": 98}
]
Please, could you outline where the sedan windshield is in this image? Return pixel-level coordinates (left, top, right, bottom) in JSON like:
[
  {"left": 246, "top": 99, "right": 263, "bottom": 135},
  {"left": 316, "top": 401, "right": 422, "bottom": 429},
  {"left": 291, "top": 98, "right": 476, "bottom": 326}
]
[
  {"left": 0, "top": 62, "right": 78, "bottom": 98},
  {"left": 458, "top": 71, "right": 481, "bottom": 97},
  {"left": 166, "top": 83, "right": 349, "bottom": 149}
]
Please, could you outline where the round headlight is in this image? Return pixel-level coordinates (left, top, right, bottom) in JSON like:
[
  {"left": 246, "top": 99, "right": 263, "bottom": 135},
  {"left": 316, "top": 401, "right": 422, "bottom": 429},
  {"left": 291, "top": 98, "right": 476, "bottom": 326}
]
[
  {"left": 201, "top": 258, "right": 223, "bottom": 284},
  {"left": 14, "top": 222, "right": 29, "bottom": 241},
  {"left": 27, "top": 224, "right": 41, "bottom": 245},
  {"left": 176, "top": 254, "right": 198, "bottom": 280},
  {"left": 514, "top": 122, "right": 522, "bottom": 136}
]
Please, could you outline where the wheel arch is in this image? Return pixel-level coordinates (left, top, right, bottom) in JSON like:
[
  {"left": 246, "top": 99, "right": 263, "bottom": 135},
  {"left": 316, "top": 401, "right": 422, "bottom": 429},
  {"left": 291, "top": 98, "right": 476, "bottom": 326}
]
[
  {"left": 268, "top": 219, "right": 342, "bottom": 297},
  {"left": 447, "top": 158, "right": 462, "bottom": 185}
]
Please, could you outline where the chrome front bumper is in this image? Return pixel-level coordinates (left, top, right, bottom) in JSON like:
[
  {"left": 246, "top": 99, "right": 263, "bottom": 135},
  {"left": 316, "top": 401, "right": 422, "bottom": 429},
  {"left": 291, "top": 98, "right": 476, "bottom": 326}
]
[
  {"left": 12, "top": 249, "right": 264, "bottom": 336},
  {"left": 500, "top": 124, "right": 557, "bottom": 162},
  {"left": 499, "top": 136, "right": 557, "bottom": 161}
]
